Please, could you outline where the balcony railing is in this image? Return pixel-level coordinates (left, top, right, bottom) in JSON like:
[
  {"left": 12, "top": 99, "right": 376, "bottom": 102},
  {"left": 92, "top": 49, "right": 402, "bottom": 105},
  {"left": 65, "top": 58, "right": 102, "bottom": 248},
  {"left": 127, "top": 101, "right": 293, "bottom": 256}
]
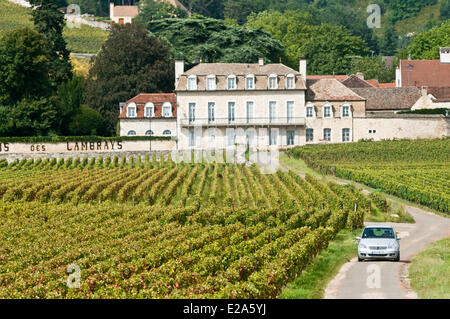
[{"left": 180, "top": 117, "right": 306, "bottom": 126}]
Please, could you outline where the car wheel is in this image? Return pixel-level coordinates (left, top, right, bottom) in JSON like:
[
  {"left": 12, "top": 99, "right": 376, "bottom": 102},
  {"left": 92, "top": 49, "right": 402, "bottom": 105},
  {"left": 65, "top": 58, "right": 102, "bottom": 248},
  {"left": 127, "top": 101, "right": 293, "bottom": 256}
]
[
  {"left": 395, "top": 252, "right": 400, "bottom": 262},
  {"left": 358, "top": 256, "right": 363, "bottom": 262}
]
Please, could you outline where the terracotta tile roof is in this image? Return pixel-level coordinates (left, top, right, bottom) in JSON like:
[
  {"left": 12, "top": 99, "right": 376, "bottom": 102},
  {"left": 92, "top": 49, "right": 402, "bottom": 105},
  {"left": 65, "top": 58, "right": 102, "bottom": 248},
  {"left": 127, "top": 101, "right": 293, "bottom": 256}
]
[
  {"left": 306, "top": 78, "right": 365, "bottom": 101},
  {"left": 341, "top": 75, "right": 376, "bottom": 88},
  {"left": 352, "top": 87, "right": 421, "bottom": 110},
  {"left": 400, "top": 59, "right": 450, "bottom": 87},
  {"left": 176, "top": 63, "right": 306, "bottom": 91},
  {"left": 379, "top": 83, "right": 396, "bottom": 88},
  {"left": 112, "top": 5, "right": 138, "bottom": 17},
  {"left": 119, "top": 93, "right": 177, "bottom": 119},
  {"left": 427, "top": 87, "right": 450, "bottom": 102},
  {"left": 366, "top": 80, "right": 380, "bottom": 87},
  {"left": 307, "top": 75, "right": 349, "bottom": 82}
]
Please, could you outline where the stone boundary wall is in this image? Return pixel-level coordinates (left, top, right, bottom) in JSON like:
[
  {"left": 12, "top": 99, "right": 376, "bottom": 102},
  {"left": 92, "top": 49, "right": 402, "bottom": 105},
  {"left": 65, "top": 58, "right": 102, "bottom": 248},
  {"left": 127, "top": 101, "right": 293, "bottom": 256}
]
[{"left": 0, "top": 140, "right": 177, "bottom": 163}]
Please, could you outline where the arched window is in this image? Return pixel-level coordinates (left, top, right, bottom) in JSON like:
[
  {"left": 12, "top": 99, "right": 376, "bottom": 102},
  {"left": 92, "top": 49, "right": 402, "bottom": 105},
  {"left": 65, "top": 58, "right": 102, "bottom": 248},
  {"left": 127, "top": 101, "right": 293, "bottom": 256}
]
[
  {"left": 145, "top": 130, "right": 154, "bottom": 136},
  {"left": 162, "top": 102, "right": 173, "bottom": 117},
  {"left": 187, "top": 75, "right": 197, "bottom": 91},
  {"left": 128, "top": 130, "right": 136, "bottom": 136},
  {"left": 227, "top": 75, "right": 237, "bottom": 90},
  {"left": 246, "top": 74, "right": 255, "bottom": 90},
  {"left": 145, "top": 102, "right": 154, "bottom": 118},
  {"left": 163, "top": 130, "right": 172, "bottom": 136},
  {"left": 127, "top": 102, "right": 137, "bottom": 118},
  {"left": 207, "top": 74, "right": 216, "bottom": 91},
  {"left": 286, "top": 74, "right": 295, "bottom": 89},
  {"left": 268, "top": 74, "right": 278, "bottom": 89}
]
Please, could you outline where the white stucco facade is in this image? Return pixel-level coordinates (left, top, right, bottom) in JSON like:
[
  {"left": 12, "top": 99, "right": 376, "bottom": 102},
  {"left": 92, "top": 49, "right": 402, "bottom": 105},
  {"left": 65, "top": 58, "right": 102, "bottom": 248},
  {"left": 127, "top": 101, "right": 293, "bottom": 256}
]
[{"left": 120, "top": 118, "right": 177, "bottom": 137}]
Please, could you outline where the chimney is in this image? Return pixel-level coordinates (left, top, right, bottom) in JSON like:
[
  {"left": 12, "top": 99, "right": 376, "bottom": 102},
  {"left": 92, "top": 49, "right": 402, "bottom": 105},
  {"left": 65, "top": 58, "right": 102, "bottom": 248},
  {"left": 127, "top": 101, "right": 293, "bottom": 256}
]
[
  {"left": 175, "top": 60, "right": 185, "bottom": 87},
  {"left": 421, "top": 86, "right": 428, "bottom": 97},
  {"left": 109, "top": 2, "right": 114, "bottom": 20},
  {"left": 356, "top": 72, "right": 364, "bottom": 80},
  {"left": 119, "top": 102, "right": 125, "bottom": 114},
  {"left": 299, "top": 59, "right": 307, "bottom": 82},
  {"left": 258, "top": 57, "right": 264, "bottom": 66},
  {"left": 440, "top": 47, "right": 450, "bottom": 64}
]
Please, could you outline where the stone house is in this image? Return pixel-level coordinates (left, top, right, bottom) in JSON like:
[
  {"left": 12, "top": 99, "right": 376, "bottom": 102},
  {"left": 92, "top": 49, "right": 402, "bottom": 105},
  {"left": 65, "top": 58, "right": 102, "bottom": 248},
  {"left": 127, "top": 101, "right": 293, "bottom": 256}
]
[
  {"left": 119, "top": 93, "right": 177, "bottom": 137},
  {"left": 109, "top": 3, "right": 138, "bottom": 24},
  {"left": 175, "top": 58, "right": 307, "bottom": 150}
]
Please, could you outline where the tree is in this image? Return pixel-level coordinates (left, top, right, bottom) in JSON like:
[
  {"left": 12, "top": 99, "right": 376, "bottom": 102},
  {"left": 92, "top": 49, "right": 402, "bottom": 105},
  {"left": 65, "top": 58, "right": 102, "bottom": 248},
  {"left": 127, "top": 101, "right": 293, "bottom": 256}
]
[
  {"left": 301, "top": 24, "right": 370, "bottom": 75},
  {"left": 246, "top": 10, "right": 316, "bottom": 68},
  {"left": 28, "top": 0, "right": 73, "bottom": 86},
  {"left": 85, "top": 23, "right": 174, "bottom": 134},
  {"left": 410, "top": 20, "right": 450, "bottom": 59},
  {"left": 441, "top": 0, "right": 450, "bottom": 20},
  {"left": 0, "top": 28, "right": 51, "bottom": 106},
  {"left": 379, "top": 25, "right": 398, "bottom": 56},
  {"left": 349, "top": 56, "right": 396, "bottom": 83},
  {"left": 8, "top": 97, "right": 59, "bottom": 137},
  {"left": 136, "top": 0, "right": 187, "bottom": 23},
  {"left": 55, "top": 75, "right": 86, "bottom": 134},
  {"left": 146, "top": 17, "right": 284, "bottom": 65},
  {"left": 67, "top": 107, "right": 108, "bottom": 136}
]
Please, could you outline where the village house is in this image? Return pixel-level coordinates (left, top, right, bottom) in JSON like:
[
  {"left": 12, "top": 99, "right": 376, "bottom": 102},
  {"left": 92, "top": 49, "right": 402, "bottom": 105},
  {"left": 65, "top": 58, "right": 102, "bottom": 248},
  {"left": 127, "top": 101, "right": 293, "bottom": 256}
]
[
  {"left": 396, "top": 48, "right": 450, "bottom": 88},
  {"left": 119, "top": 58, "right": 449, "bottom": 149},
  {"left": 175, "top": 58, "right": 307, "bottom": 150},
  {"left": 118, "top": 93, "right": 177, "bottom": 137}
]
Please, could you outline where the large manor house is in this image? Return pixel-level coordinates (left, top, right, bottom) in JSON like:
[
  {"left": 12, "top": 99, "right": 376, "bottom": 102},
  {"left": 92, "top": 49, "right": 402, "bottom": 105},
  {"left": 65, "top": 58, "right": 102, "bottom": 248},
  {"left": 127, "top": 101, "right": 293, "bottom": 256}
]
[{"left": 119, "top": 48, "right": 450, "bottom": 150}]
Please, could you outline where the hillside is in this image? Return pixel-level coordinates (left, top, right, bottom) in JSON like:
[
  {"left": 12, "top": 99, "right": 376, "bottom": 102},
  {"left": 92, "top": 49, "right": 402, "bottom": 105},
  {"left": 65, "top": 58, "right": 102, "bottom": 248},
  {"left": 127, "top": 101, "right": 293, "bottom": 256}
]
[{"left": 0, "top": 0, "right": 108, "bottom": 53}]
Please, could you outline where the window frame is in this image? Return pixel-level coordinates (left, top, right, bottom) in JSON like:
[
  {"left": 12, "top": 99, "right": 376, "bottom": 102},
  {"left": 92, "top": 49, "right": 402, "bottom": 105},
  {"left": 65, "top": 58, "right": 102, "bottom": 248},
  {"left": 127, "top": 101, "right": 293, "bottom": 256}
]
[
  {"left": 145, "top": 130, "right": 154, "bottom": 136},
  {"left": 269, "top": 101, "right": 277, "bottom": 123},
  {"left": 227, "top": 75, "right": 237, "bottom": 90},
  {"left": 127, "top": 130, "right": 137, "bottom": 136},
  {"left": 287, "top": 130, "right": 295, "bottom": 146},
  {"left": 245, "top": 74, "right": 255, "bottom": 90},
  {"left": 208, "top": 102, "right": 215, "bottom": 123},
  {"left": 163, "top": 130, "right": 172, "bottom": 136},
  {"left": 162, "top": 102, "right": 173, "bottom": 118},
  {"left": 268, "top": 74, "right": 278, "bottom": 90},
  {"left": 342, "top": 128, "right": 350, "bottom": 142},
  {"left": 246, "top": 101, "right": 254, "bottom": 124},
  {"left": 188, "top": 102, "right": 196, "bottom": 124},
  {"left": 323, "top": 128, "right": 331, "bottom": 141},
  {"left": 228, "top": 101, "right": 236, "bottom": 123},
  {"left": 341, "top": 104, "right": 351, "bottom": 118},
  {"left": 323, "top": 104, "right": 333, "bottom": 118},
  {"left": 127, "top": 102, "right": 137, "bottom": 118},
  {"left": 206, "top": 74, "right": 216, "bottom": 91},
  {"left": 187, "top": 75, "right": 197, "bottom": 91},
  {"left": 306, "top": 128, "right": 314, "bottom": 143},
  {"left": 286, "top": 74, "right": 295, "bottom": 89},
  {"left": 286, "top": 101, "right": 294, "bottom": 123}
]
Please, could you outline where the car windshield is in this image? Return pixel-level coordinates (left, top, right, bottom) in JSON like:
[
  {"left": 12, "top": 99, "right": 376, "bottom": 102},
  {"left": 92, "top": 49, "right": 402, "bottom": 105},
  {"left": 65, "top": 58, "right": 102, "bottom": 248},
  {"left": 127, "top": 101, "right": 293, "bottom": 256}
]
[{"left": 362, "top": 227, "right": 395, "bottom": 239}]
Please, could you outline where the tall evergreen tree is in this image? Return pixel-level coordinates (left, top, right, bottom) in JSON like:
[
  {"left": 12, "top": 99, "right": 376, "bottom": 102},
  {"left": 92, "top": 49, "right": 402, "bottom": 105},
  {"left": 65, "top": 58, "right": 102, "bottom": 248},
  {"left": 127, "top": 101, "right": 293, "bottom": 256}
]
[{"left": 28, "top": 0, "right": 73, "bottom": 86}]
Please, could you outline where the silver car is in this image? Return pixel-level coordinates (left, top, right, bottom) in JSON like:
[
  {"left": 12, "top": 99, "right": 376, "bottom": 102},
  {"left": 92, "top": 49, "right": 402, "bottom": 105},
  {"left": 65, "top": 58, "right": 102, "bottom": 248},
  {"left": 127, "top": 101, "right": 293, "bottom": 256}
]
[{"left": 356, "top": 226, "right": 401, "bottom": 262}]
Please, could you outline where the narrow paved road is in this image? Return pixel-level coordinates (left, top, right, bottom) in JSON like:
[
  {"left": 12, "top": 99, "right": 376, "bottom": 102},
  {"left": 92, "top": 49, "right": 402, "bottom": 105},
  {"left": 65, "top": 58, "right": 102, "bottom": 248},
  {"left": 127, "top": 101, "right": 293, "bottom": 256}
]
[{"left": 324, "top": 205, "right": 450, "bottom": 299}]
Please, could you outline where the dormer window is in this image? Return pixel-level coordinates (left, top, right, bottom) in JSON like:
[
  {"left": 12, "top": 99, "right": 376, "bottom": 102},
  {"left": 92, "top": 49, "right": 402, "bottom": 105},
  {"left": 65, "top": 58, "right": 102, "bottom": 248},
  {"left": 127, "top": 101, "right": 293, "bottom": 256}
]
[
  {"left": 269, "top": 74, "right": 278, "bottom": 89},
  {"left": 341, "top": 104, "right": 351, "bottom": 118},
  {"left": 207, "top": 75, "right": 216, "bottom": 91},
  {"left": 187, "top": 75, "right": 197, "bottom": 91},
  {"left": 246, "top": 74, "right": 255, "bottom": 90},
  {"left": 162, "top": 102, "right": 172, "bottom": 117},
  {"left": 144, "top": 102, "right": 154, "bottom": 118},
  {"left": 286, "top": 74, "right": 295, "bottom": 89},
  {"left": 127, "top": 102, "right": 137, "bottom": 118},
  {"left": 323, "top": 104, "right": 333, "bottom": 118},
  {"left": 227, "top": 75, "right": 236, "bottom": 90},
  {"left": 306, "top": 103, "right": 316, "bottom": 118}
]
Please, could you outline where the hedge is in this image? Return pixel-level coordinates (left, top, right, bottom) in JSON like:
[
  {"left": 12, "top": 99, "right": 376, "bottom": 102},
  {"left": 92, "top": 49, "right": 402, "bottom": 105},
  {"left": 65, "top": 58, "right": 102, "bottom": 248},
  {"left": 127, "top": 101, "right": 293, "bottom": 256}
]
[{"left": 0, "top": 136, "right": 174, "bottom": 143}]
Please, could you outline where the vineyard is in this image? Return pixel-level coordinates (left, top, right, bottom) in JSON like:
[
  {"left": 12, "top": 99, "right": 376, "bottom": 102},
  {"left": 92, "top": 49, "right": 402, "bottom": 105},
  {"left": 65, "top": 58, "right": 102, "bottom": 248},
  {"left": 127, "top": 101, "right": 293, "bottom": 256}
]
[
  {"left": 0, "top": 0, "right": 108, "bottom": 53},
  {"left": 286, "top": 138, "right": 450, "bottom": 214},
  {"left": 0, "top": 156, "right": 368, "bottom": 298}
]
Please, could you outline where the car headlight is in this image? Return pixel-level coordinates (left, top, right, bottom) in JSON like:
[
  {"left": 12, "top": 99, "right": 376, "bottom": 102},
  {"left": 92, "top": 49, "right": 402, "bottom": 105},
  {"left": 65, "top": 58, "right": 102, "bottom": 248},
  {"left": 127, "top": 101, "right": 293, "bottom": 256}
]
[
  {"left": 388, "top": 242, "right": 397, "bottom": 249},
  {"left": 359, "top": 243, "right": 367, "bottom": 249}
]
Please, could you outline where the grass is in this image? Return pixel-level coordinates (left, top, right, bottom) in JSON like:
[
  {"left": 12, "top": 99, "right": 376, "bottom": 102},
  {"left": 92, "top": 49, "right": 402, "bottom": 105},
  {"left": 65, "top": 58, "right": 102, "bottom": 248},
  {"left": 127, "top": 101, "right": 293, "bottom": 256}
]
[
  {"left": 409, "top": 237, "right": 450, "bottom": 299},
  {"left": 279, "top": 228, "right": 362, "bottom": 299},
  {"left": 280, "top": 153, "right": 416, "bottom": 223},
  {"left": 0, "top": 0, "right": 108, "bottom": 53}
]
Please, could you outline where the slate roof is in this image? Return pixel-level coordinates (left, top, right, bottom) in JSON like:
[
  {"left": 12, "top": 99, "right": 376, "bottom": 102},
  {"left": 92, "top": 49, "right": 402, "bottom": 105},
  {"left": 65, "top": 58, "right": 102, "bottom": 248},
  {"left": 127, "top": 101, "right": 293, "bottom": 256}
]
[
  {"left": 400, "top": 60, "right": 450, "bottom": 87},
  {"left": 119, "top": 93, "right": 177, "bottom": 119},
  {"left": 176, "top": 63, "right": 306, "bottom": 91},
  {"left": 306, "top": 78, "right": 365, "bottom": 101},
  {"left": 352, "top": 87, "right": 421, "bottom": 110}
]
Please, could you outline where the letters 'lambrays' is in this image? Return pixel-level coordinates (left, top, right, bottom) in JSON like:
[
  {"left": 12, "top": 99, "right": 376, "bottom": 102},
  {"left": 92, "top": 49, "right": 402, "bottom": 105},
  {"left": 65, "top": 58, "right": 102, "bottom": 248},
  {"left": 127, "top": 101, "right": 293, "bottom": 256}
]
[
  {"left": 0, "top": 143, "right": 9, "bottom": 152},
  {"left": 66, "top": 141, "right": 123, "bottom": 152}
]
